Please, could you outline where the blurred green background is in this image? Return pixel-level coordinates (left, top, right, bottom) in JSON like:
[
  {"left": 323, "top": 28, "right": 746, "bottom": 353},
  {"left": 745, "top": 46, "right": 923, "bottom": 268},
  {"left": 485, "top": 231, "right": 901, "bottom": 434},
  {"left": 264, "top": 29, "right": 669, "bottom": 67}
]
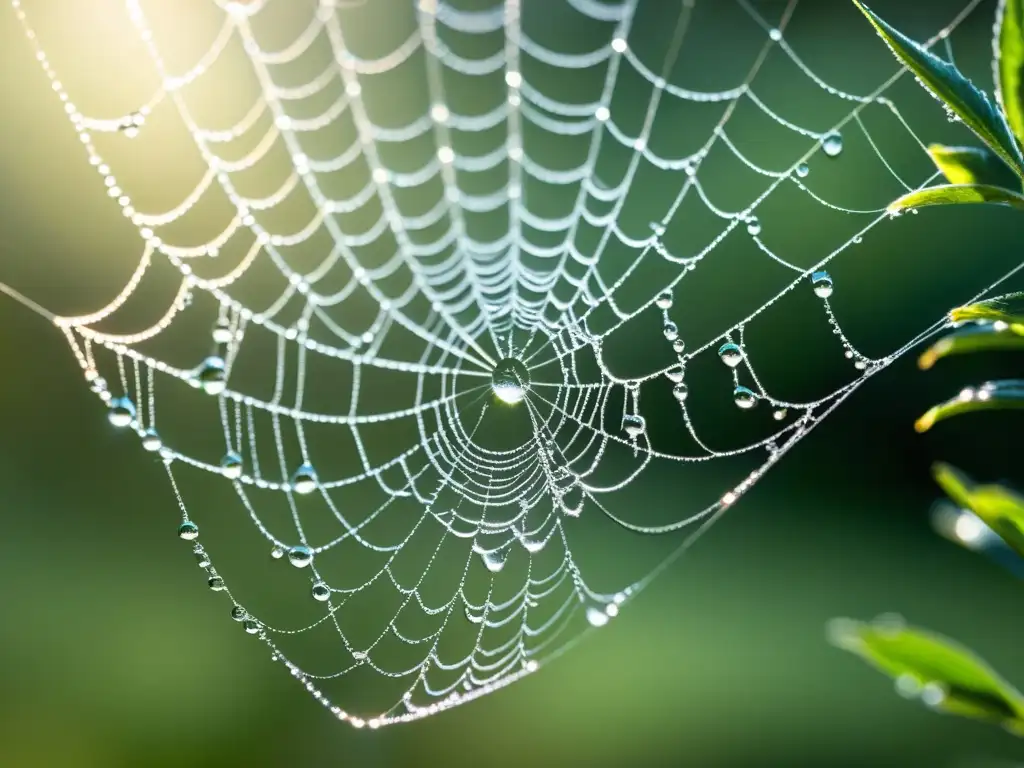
[{"left": 2, "top": 0, "right": 1024, "bottom": 766}]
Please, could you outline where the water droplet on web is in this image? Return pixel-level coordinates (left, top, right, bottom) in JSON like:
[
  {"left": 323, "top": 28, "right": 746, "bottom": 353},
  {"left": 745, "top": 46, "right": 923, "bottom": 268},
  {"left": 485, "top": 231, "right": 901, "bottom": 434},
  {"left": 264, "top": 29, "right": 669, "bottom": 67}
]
[
  {"left": 352, "top": 650, "right": 367, "bottom": 661},
  {"left": 796, "top": 162, "right": 809, "bottom": 178},
  {"left": 108, "top": 396, "right": 136, "bottom": 428},
  {"left": 178, "top": 521, "right": 199, "bottom": 540},
  {"left": 208, "top": 576, "right": 226, "bottom": 591},
  {"left": 746, "top": 217, "right": 761, "bottom": 236},
  {"left": 212, "top": 319, "right": 234, "bottom": 344},
  {"left": 230, "top": 606, "right": 247, "bottom": 621},
  {"left": 655, "top": 291, "right": 673, "bottom": 310},
  {"left": 622, "top": 413, "right": 646, "bottom": 438},
  {"left": 481, "top": 550, "right": 506, "bottom": 573},
  {"left": 650, "top": 222, "right": 666, "bottom": 237},
  {"left": 586, "top": 606, "right": 610, "bottom": 627},
  {"left": 288, "top": 545, "right": 313, "bottom": 568},
  {"left": 142, "top": 428, "right": 162, "bottom": 451},
  {"left": 491, "top": 357, "right": 530, "bottom": 405},
  {"left": 291, "top": 463, "right": 318, "bottom": 495},
  {"left": 270, "top": 546, "right": 285, "bottom": 560},
  {"left": 812, "top": 270, "right": 833, "bottom": 299},
  {"left": 672, "top": 339, "right": 685, "bottom": 354},
  {"left": 243, "top": 619, "right": 261, "bottom": 635},
  {"left": 220, "top": 451, "right": 243, "bottom": 479},
  {"left": 663, "top": 321, "right": 678, "bottom": 341},
  {"left": 733, "top": 386, "right": 757, "bottom": 410},
  {"left": 196, "top": 356, "right": 227, "bottom": 395},
  {"left": 822, "top": 131, "right": 843, "bottom": 157},
  {"left": 773, "top": 408, "right": 788, "bottom": 421},
  {"left": 672, "top": 383, "right": 689, "bottom": 402},
  {"left": 718, "top": 343, "right": 744, "bottom": 368},
  {"left": 312, "top": 582, "right": 331, "bottom": 601},
  {"left": 194, "top": 545, "right": 211, "bottom": 568},
  {"left": 665, "top": 366, "right": 684, "bottom": 383}
]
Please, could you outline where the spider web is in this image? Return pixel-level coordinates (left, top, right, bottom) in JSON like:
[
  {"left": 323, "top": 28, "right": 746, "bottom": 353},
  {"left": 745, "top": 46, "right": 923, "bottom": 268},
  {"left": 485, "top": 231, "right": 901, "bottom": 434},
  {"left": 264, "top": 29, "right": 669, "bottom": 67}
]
[{"left": 7, "top": 0, "right": 1012, "bottom": 728}]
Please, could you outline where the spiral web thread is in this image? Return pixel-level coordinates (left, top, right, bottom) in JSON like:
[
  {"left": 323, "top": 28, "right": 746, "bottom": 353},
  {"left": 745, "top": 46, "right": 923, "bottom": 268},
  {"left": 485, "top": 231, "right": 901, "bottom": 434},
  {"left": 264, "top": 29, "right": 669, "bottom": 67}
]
[{"left": 7, "top": 0, "right": 1005, "bottom": 728}]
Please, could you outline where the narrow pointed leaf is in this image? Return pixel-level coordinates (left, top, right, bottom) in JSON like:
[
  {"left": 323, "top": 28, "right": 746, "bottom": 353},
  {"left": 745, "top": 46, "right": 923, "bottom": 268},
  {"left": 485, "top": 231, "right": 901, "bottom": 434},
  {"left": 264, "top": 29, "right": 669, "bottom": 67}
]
[
  {"left": 996, "top": 0, "right": 1024, "bottom": 146},
  {"left": 927, "top": 144, "right": 1021, "bottom": 188},
  {"left": 916, "top": 380, "right": 1024, "bottom": 432},
  {"left": 950, "top": 291, "right": 1024, "bottom": 326},
  {"left": 918, "top": 323, "right": 1024, "bottom": 369},
  {"left": 889, "top": 183, "right": 1024, "bottom": 214},
  {"left": 829, "top": 616, "right": 1024, "bottom": 729},
  {"left": 933, "top": 463, "right": 1024, "bottom": 560},
  {"left": 854, "top": 1, "right": 1024, "bottom": 177}
]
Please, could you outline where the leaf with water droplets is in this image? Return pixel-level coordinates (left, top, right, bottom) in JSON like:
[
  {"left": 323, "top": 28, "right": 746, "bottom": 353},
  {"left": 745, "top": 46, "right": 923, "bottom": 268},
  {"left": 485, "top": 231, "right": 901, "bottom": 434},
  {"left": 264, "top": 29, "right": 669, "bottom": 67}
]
[
  {"left": 916, "top": 380, "right": 1024, "bottom": 432},
  {"left": 888, "top": 183, "right": 1024, "bottom": 214},
  {"left": 927, "top": 144, "right": 1020, "bottom": 189},
  {"left": 829, "top": 616, "right": 1024, "bottom": 731},
  {"left": 918, "top": 323, "right": 1024, "bottom": 369},
  {"left": 949, "top": 291, "right": 1024, "bottom": 327},
  {"left": 853, "top": 1, "right": 1024, "bottom": 177},
  {"left": 996, "top": 0, "right": 1024, "bottom": 146},
  {"left": 933, "top": 463, "right": 1024, "bottom": 560}
]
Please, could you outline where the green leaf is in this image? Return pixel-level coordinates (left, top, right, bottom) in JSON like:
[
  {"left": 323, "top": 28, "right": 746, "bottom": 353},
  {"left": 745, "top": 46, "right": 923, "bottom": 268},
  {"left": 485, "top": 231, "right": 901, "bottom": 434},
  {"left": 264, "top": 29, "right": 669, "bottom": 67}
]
[
  {"left": 950, "top": 291, "right": 1024, "bottom": 326},
  {"left": 933, "top": 463, "right": 1024, "bottom": 560},
  {"left": 916, "top": 379, "right": 1024, "bottom": 432},
  {"left": 996, "top": 0, "right": 1024, "bottom": 146},
  {"left": 918, "top": 323, "right": 1024, "bottom": 369},
  {"left": 888, "top": 183, "right": 1024, "bottom": 214},
  {"left": 854, "top": 1, "right": 1024, "bottom": 177},
  {"left": 927, "top": 144, "right": 1021, "bottom": 189},
  {"left": 829, "top": 615, "right": 1024, "bottom": 731}
]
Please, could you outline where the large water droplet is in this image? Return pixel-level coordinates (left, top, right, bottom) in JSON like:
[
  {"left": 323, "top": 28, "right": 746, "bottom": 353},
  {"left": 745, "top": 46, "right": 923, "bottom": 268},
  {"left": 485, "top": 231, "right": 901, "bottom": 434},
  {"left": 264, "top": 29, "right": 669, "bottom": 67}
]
[
  {"left": 621, "top": 413, "right": 646, "bottom": 438},
  {"left": 194, "top": 545, "right": 211, "bottom": 568},
  {"left": 108, "top": 396, "right": 136, "bottom": 428},
  {"left": 290, "top": 463, "right": 318, "bottom": 495},
  {"left": 812, "top": 270, "right": 834, "bottom": 299},
  {"left": 196, "top": 356, "right": 227, "bottom": 395},
  {"left": 796, "top": 162, "right": 810, "bottom": 178},
  {"left": 270, "top": 546, "right": 285, "bottom": 560},
  {"left": 665, "top": 366, "right": 684, "bottom": 384},
  {"left": 491, "top": 357, "right": 530, "bottom": 405},
  {"left": 655, "top": 291, "right": 673, "bottom": 310},
  {"left": 288, "top": 545, "right": 313, "bottom": 568},
  {"left": 672, "top": 339, "right": 685, "bottom": 354},
  {"left": 663, "top": 321, "right": 678, "bottom": 341},
  {"left": 178, "top": 521, "right": 199, "bottom": 541},
  {"left": 208, "top": 576, "right": 226, "bottom": 591},
  {"left": 822, "top": 131, "right": 843, "bottom": 157},
  {"left": 718, "top": 343, "right": 744, "bottom": 368},
  {"left": 141, "top": 428, "right": 162, "bottom": 452},
  {"left": 773, "top": 408, "right": 788, "bottom": 421},
  {"left": 311, "top": 582, "right": 331, "bottom": 602},
  {"left": 481, "top": 550, "right": 506, "bottom": 573},
  {"left": 586, "top": 606, "right": 610, "bottom": 627},
  {"left": 243, "top": 619, "right": 261, "bottom": 635},
  {"left": 672, "top": 383, "right": 689, "bottom": 402},
  {"left": 733, "top": 386, "right": 758, "bottom": 409},
  {"left": 230, "top": 606, "right": 247, "bottom": 621},
  {"left": 746, "top": 216, "right": 761, "bottom": 236},
  {"left": 220, "top": 451, "right": 243, "bottom": 479}
]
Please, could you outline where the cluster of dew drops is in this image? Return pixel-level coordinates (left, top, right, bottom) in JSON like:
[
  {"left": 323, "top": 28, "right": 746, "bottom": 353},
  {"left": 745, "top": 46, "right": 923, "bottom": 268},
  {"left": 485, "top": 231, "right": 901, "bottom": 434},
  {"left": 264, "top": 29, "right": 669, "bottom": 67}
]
[{"left": 619, "top": 128, "right": 877, "bottom": 444}]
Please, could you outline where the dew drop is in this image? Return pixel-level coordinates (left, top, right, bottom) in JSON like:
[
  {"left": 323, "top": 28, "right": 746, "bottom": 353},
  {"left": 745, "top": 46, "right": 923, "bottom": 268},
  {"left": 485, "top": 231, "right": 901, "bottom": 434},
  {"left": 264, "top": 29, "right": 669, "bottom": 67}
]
[
  {"left": 208, "top": 576, "right": 226, "bottom": 591},
  {"left": 672, "top": 339, "right": 686, "bottom": 354},
  {"left": 662, "top": 321, "right": 679, "bottom": 341},
  {"left": 773, "top": 408, "right": 788, "bottom": 421},
  {"left": 491, "top": 357, "right": 530, "bottom": 405},
  {"left": 481, "top": 550, "right": 507, "bottom": 573},
  {"left": 665, "top": 366, "right": 684, "bottom": 384},
  {"left": 796, "top": 162, "right": 809, "bottom": 178},
  {"left": 311, "top": 582, "right": 331, "bottom": 602},
  {"left": 194, "top": 545, "right": 211, "bottom": 568},
  {"left": 621, "top": 413, "right": 646, "bottom": 438},
  {"left": 178, "top": 521, "right": 199, "bottom": 541},
  {"left": 220, "top": 451, "right": 243, "bottom": 479},
  {"left": 243, "top": 619, "right": 261, "bottom": 635},
  {"left": 212, "top": 319, "right": 234, "bottom": 344},
  {"left": 352, "top": 651, "right": 367, "bottom": 661},
  {"left": 141, "top": 428, "right": 162, "bottom": 452},
  {"left": 718, "top": 343, "right": 744, "bottom": 368},
  {"left": 672, "top": 383, "right": 689, "bottom": 402},
  {"left": 822, "top": 131, "right": 843, "bottom": 157},
  {"left": 812, "top": 270, "right": 834, "bottom": 299},
  {"left": 854, "top": 359, "right": 868, "bottom": 370},
  {"left": 586, "top": 606, "right": 610, "bottom": 627},
  {"left": 655, "top": 291, "right": 673, "bottom": 310},
  {"left": 196, "top": 356, "right": 227, "bottom": 395},
  {"left": 733, "top": 386, "right": 758, "bottom": 410},
  {"left": 288, "top": 545, "right": 313, "bottom": 568},
  {"left": 270, "top": 546, "right": 285, "bottom": 560},
  {"left": 108, "top": 396, "right": 136, "bottom": 428},
  {"left": 746, "top": 217, "right": 762, "bottom": 236},
  {"left": 230, "top": 606, "right": 247, "bottom": 621},
  {"left": 290, "top": 463, "right": 318, "bottom": 495}
]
